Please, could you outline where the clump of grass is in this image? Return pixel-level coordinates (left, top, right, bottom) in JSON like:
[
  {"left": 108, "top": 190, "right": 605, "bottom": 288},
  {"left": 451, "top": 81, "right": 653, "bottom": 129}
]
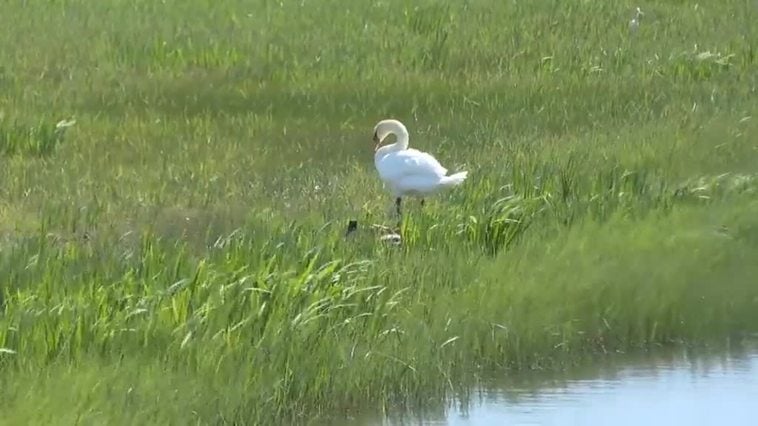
[
  {"left": 457, "top": 192, "right": 546, "bottom": 255},
  {"left": 0, "top": 118, "right": 74, "bottom": 157},
  {"left": 404, "top": 3, "right": 453, "bottom": 70},
  {"left": 669, "top": 47, "right": 736, "bottom": 80}
]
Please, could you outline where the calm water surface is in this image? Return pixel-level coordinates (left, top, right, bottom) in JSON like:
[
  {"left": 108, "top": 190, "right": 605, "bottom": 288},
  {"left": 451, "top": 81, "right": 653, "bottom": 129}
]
[{"left": 343, "top": 343, "right": 758, "bottom": 426}]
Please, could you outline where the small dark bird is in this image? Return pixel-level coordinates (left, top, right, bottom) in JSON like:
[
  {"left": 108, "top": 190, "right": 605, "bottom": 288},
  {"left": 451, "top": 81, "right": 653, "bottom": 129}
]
[{"left": 345, "top": 219, "right": 358, "bottom": 237}]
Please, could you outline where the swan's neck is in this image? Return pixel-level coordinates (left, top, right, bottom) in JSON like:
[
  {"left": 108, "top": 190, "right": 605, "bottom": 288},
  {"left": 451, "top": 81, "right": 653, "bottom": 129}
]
[{"left": 375, "top": 127, "right": 409, "bottom": 158}]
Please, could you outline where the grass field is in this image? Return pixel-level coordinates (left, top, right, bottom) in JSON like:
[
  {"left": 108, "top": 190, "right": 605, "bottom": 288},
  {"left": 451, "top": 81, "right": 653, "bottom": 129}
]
[{"left": 1, "top": 0, "right": 758, "bottom": 424}]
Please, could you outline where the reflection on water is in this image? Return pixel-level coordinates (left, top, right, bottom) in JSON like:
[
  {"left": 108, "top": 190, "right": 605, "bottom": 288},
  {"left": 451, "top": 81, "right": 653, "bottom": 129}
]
[{"left": 344, "top": 342, "right": 758, "bottom": 426}]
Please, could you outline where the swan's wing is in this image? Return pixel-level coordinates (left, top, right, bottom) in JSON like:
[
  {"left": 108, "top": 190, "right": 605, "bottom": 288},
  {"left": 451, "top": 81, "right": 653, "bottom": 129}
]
[
  {"left": 404, "top": 149, "right": 449, "bottom": 176},
  {"left": 376, "top": 149, "right": 448, "bottom": 182}
]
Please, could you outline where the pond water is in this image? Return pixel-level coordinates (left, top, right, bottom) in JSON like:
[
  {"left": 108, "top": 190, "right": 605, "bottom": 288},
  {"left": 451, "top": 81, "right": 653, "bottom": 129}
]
[{"left": 341, "top": 343, "right": 758, "bottom": 426}]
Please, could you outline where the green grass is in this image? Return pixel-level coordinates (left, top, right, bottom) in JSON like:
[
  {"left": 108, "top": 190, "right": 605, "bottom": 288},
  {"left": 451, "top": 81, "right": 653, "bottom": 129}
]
[{"left": 1, "top": 0, "right": 757, "bottom": 424}]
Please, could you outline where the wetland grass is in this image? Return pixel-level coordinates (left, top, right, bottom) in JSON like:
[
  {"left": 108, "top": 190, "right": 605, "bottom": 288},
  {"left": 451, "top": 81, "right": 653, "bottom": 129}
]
[{"left": 1, "top": 0, "right": 757, "bottom": 424}]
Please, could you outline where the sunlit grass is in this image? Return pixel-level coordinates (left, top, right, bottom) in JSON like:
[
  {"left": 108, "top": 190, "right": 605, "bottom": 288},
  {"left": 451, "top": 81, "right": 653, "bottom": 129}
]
[{"left": 0, "top": 0, "right": 757, "bottom": 424}]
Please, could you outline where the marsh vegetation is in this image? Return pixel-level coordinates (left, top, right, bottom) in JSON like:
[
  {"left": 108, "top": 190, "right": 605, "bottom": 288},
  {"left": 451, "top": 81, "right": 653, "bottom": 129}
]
[{"left": 0, "top": 1, "right": 757, "bottom": 424}]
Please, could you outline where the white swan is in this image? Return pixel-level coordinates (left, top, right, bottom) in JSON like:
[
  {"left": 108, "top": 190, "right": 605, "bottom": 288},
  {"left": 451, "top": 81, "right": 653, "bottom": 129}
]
[{"left": 372, "top": 119, "right": 468, "bottom": 216}]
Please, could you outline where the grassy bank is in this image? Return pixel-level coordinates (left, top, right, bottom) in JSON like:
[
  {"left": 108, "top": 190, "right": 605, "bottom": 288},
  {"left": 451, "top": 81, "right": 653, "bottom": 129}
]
[{"left": 1, "top": 0, "right": 757, "bottom": 424}]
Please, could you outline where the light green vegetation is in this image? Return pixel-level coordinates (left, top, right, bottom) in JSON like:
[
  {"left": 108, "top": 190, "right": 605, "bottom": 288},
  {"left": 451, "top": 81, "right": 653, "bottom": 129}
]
[{"left": 1, "top": 0, "right": 757, "bottom": 424}]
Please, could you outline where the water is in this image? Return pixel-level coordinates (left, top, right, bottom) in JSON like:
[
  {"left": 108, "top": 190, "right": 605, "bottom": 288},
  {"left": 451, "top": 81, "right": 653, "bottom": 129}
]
[{"left": 343, "top": 343, "right": 758, "bottom": 426}]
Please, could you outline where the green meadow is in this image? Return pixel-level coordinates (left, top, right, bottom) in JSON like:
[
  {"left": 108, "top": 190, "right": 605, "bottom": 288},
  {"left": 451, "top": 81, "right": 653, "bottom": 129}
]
[{"left": 1, "top": 0, "right": 757, "bottom": 424}]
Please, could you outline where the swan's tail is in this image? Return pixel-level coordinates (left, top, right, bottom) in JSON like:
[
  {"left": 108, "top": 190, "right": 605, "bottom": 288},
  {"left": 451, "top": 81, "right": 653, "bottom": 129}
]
[{"left": 440, "top": 171, "right": 468, "bottom": 187}]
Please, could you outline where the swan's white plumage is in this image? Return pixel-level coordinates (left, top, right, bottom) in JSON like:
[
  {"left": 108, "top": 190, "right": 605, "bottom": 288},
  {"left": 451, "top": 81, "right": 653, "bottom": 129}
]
[{"left": 372, "top": 119, "right": 468, "bottom": 198}]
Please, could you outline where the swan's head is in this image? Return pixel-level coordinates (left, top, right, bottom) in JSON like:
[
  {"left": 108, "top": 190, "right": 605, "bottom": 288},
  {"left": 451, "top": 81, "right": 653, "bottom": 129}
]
[{"left": 373, "top": 119, "right": 408, "bottom": 151}]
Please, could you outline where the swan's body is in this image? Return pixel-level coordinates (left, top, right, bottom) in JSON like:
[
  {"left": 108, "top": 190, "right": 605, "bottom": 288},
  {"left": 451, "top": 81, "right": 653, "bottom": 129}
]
[
  {"left": 372, "top": 119, "right": 468, "bottom": 217},
  {"left": 374, "top": 148, "right": 467, "bottom": 197}
]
